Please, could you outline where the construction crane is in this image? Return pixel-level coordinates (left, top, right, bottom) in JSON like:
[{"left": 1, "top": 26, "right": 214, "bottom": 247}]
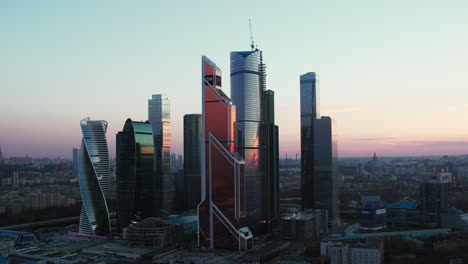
[{"left": 249, "top": 18, "right": 255, "bottom": 51}]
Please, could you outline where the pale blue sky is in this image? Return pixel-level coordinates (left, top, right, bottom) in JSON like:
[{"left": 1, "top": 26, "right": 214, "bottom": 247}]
[{"left": 1, "top": 0, "right": 468, "bottom": 158}]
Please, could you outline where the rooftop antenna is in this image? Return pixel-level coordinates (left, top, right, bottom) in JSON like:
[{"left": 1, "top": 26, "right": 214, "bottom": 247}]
[{"left": 249, "top": 18, "right": 255, "bottom": 51}]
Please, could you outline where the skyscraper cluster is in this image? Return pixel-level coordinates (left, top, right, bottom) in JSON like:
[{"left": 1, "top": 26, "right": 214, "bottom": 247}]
[
  {"left": 78, "top": 95, "right": 176, "bottom": 236},
  {"left": 77, "top": 43, "right": 338, "bottom": 251}
]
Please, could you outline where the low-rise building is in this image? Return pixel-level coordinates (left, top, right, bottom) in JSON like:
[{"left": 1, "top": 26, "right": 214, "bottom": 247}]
[
  {"left": 321, "top": 240, "right": 383, "bottom": 264},
  {"left": 281, "top": 209, "right": 328, "bottom": 241},
  {"left": 441, "top": 209, "right": 468, "bottom": 230},
  {"left": 359, "top": 203, "right": 386, "bottom": 233},
  {"left": 82, "top": 242, "right": 155, "bottom": 263}
]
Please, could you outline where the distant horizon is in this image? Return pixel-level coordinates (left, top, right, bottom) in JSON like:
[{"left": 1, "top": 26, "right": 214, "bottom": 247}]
[{"left": 1, "top": 145, "right": 466, "bottom": 161}]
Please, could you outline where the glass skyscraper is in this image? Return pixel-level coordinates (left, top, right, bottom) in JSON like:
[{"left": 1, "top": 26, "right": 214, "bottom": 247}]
[
  {"left": 198, "top": 56, "right": 252, "bottom": 251},
  {"left": 116, "top": 119, "right": 156, "bottom": 229},
  {"left": 301, "top": 73, "right": 317, "bottom": 214},
  {"left": 78, "top": 118, "right": 111, "bottom": 236},
  {"left": 183, "top": 114, "right": 202, "bottom": 210},
  {"left": 264, "top": 90, "right": 280, "bottom": 222},
  {"left": 230, "top": 49, "right": 268, "bottom": 232},
  {"left": 148, "top": 94, "right": 173, "bottom": 215},
  {"left": 300, "top": 72, "right": 319, "bottom": 119},
  {"left": 300, "top": 72, "right": 339, "bottom": 226}
]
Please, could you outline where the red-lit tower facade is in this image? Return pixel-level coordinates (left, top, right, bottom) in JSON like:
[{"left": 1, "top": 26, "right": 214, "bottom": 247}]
[{"left": 198, "top": 56, "right": 253, "bottom": 251}]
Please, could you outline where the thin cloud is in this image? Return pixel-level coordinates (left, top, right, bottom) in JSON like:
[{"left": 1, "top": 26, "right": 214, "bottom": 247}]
[
  {"left": 374, "top": 140, "right": 468, "bottom": 148},
  {"left": 354, "top": 137, "right": 395, "bottom": 141},
  {"left": 377, "top": 141, "right": 399, "bottom": 146},
  {"left": 411, "top": 141, "right": 468, "bottom": 147},
  {"left": 351, "top": 138, "right": 468, "bottom": 148}
]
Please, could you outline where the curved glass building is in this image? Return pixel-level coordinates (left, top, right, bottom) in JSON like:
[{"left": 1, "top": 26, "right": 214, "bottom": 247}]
[
  {"left": 230, "top": 50, "right": 267, "bottom": 231},
  {"left": 116, "top": 119, "right": 156, "bottom": 229},
  {"left": 198, "top": 56, "right": 252, "bottom": 251},
  {"left": 78, "top": 118, "right": 111, "bottom": 236}
]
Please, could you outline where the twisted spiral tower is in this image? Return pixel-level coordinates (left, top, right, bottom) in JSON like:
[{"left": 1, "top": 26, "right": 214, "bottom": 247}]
[{"left": 78, "top": 117, "right": 111, "bottom": 236}]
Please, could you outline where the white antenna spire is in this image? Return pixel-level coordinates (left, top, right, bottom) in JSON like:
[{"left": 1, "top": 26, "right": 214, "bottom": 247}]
[{"left": 249, "top": 18, "right": 255, "bottom": 50}]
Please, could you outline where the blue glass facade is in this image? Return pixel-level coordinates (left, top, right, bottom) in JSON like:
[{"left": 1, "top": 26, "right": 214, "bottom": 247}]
[{"left": 231, "top": 50, "right": 266, "bottom": 231}]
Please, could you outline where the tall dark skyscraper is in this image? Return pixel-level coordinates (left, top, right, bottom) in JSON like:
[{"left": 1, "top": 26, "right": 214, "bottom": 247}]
[
  {"left": 231, "top": 48, "right": 269, "bottom": 232},
  {"left": 78, "top": 118, "right": 111, "bottom": 236},
  {"left": 148, "top": 94, "right": 173, "bottom": 215},
  {"left": 116, "top": 119, "right": 157, "bottom": 229},
  {"left": 263, "top": 90, "right": 280, "bottom": 222},
  {"left": 300, "top": 72, "right": 339, "bottom": 226},
  {"left": 183, "top": 114, "right": 202, "bottom": 210},
  {"left": 198, "top": 56, "right": 252, "bottom": 251}
]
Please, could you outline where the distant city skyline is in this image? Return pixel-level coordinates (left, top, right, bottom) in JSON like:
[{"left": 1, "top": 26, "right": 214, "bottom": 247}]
[{"left": 1, "top": 1, "right": 468, "bottom": 158}]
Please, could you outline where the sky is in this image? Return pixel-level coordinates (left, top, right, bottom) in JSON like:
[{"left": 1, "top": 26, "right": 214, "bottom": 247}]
[{"left": 1, "top": 0, "right": 468, "bottom": 159}]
